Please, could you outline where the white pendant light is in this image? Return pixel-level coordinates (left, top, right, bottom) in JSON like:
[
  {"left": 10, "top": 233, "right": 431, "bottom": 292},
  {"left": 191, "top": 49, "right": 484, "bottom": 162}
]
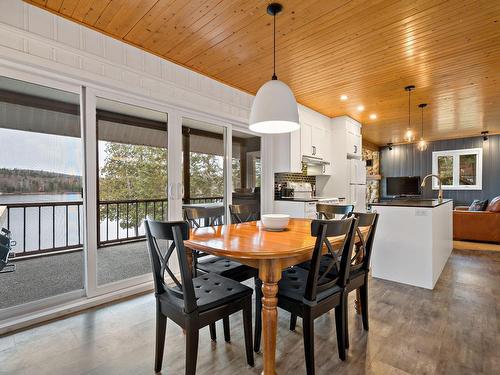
[
  {"left": 404, "top": 85, "right": 415, "bottom": 142},
  {"left": 417, "top": 103, "right": 428, "bottom": 151},
  {"left": 249, "top": 3, "right": 299, "bottom": 134}
]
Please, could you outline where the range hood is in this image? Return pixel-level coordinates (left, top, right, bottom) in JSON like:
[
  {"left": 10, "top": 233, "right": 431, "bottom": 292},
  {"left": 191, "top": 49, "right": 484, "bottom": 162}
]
[
  {"left": 302, "top": 155, "right": 330, "bottom": 166},
  {"left": 302, "top": 155, "right": 330, "bottom": 176}
]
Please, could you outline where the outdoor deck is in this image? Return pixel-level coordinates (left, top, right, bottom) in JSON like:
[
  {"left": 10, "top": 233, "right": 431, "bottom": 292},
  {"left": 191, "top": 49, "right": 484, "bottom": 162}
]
[{"left": 0, "top": 241, "right": 151, "bottom": 309}]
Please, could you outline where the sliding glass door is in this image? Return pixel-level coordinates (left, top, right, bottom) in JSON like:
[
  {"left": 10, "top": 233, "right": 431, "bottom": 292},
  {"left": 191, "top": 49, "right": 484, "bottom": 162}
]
[
  {"left": 95, "top": 97, "right": 168, "bottom": 286},
  {"left": 0, "top": 75, "right": 84, "bottom": 312},
  {"left": 232, "top": 130, "right": 261, "bottom": 217},
  {"left": 182, "top": 118, "right": 227, "bottom": 224}
]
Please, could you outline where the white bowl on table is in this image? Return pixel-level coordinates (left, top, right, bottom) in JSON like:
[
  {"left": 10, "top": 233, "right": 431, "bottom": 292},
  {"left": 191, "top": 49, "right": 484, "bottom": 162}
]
[{"left": 261, "top": 214, "right": 290, "bottom": 231}]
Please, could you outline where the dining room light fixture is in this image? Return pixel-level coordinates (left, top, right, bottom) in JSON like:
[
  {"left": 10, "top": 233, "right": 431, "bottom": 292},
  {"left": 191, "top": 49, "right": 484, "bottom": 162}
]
[
  {"left": 417, "top": 103, "right": 428, "bottom": 151},
  {"left": 404, "top": 85, "right": 415, "bottom": 142},
  {"left": 249, "top": 3, "right": 299, "bottom": 134}
]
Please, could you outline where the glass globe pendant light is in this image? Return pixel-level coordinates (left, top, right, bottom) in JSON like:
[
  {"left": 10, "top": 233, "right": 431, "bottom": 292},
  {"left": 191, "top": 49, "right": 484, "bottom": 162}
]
[
  {"left": 417, "top": 103, "right": 428, "bottom": 151},
  {"left": 249, "top": 3, "right": 300, "bottom": 134},
  {"left": 404, "top": 85, "right": 415, "bottom": 142}
]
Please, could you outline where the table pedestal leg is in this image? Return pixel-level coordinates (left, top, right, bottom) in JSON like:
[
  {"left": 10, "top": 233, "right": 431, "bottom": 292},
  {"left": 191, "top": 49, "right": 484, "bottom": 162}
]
[{"left": 259, "top": 260, "right": 281, "bottom": 375}]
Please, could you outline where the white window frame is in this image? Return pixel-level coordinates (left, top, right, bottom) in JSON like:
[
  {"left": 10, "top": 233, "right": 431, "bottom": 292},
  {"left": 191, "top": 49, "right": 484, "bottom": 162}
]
[{"left": 432, "top": 148, "right": 483, "bottom": 190}]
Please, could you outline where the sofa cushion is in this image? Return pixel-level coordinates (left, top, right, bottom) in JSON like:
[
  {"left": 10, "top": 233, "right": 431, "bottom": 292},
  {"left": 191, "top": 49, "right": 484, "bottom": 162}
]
[
  {"left": 468, "top": 199, "right": 489, "bottom": 211},
  {"left": 487, "top": 196, "right": 500, "bottom": 212}
]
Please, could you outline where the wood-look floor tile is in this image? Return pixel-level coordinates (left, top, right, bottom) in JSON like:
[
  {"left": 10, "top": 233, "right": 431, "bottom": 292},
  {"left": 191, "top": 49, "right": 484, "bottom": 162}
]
[{"left": 1, "top": 250, "right": 499, "bottom": 375}]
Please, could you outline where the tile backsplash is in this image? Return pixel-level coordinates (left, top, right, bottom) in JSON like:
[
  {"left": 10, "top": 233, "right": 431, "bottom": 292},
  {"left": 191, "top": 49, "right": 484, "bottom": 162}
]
[{"left": 274, "top": 173, "right": 316, "bottom": 198}]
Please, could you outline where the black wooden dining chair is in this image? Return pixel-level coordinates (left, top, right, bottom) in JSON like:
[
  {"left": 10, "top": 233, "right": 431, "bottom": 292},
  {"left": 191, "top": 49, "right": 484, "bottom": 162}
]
[
  {"left": 145, "top": 220, "right": 254, "bottom": 375},
  {"left": 316, "top": 203, "right": 354, "bottom": 219},
  {"left": 229, "top": 203, "right": 263, "bottom": 352},
  {"left": 183, "top": 206, "right": 224, "bottom": 228},
  {"left": 183, "top": 206, "right": 259, "bottom": 343},
  {"left": 342, "top": 212, "right": 379, "bottom": 347},
  {"left": 255, "top": 217, "right": 358, "bottom": 373},
  {"left": 291, "top": 212, "right": 379, "bottom": 349},
  {"left": 229, "top": 204, "right": 260, "bottom": 224}
]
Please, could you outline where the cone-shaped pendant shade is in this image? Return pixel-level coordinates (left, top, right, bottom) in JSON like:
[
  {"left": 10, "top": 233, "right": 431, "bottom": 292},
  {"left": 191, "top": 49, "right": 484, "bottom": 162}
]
[{"left": 249, "top": 79, "right": 300, "bottom": 134}]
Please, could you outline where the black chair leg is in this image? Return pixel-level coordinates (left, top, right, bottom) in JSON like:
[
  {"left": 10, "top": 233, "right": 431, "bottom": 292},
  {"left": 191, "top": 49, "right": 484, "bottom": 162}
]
[
  {"left": 185, "top": 325, "right": 199, "bottom": 375},
  {"left": 290, "top": 314, "right": 298, "bottom": 331},
  {"left": 154, "top": 306, "right": 167, "bottom": 373},
  {"left": 344, "top": 297, "right": 349, "bottom": 349},
  {"left": 242, "top": 297, "right": 255, "bottom": 367},
  {"left": 335, "top": 294, "right": 347, "bottom": 361},
  {"left": 360, "top": 282, "right": 369, "bottom": 331},
  {"left": 223, "top": 316, "right": 231, "bottom": 342},
  {"left": 302, "top": 310, "right": 315, "bottom": 375},
  {"left": 254, "top": 277, "right": 262, "bottom": 353},
  {"left": 209, "top": 323, "right": 217, "bottom": 341}
]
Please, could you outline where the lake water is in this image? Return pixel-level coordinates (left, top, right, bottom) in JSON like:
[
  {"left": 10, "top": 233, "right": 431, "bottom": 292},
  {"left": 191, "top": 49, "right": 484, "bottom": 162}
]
[{"left": 0, "top": 194, "right": 150, "bottom": 254}]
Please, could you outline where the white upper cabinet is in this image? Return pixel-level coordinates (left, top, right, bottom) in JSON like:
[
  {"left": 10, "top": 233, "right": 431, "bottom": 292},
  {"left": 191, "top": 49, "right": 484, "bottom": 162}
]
[
  {"left": 311, "top": 124, "right": 325, "bottom": 158},
  {"left": 346, "top": 119, "right": 362, "bottom": 157},
  {"left": 301, "top": 122, "right": 327, "bottom": 159},
  {"left": 331, "top": 116, "right": 362, "bottom": 159},
  {"left": 301, "top": 122, "right": 313, "bottom": 156},
  {"left": 273, "top": 129, "right": 302, "bottom": 173}
]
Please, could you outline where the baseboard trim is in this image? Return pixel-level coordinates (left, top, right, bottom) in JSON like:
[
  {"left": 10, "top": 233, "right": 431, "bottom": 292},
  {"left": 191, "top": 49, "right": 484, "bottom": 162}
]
[{"left": 453, "top": 240, "right": 500, "bottom": 252}]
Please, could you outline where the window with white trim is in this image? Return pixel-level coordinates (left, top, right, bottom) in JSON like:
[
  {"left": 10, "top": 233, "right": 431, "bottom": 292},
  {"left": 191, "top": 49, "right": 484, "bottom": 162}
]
[{"left": 432, "top": 148, "right": 482, "bottom": 190}]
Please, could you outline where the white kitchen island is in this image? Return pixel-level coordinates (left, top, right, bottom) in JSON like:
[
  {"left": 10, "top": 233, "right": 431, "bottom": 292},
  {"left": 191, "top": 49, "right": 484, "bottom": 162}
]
[{"left": 370, "top": 199, "right": 453, "bottom": 289}]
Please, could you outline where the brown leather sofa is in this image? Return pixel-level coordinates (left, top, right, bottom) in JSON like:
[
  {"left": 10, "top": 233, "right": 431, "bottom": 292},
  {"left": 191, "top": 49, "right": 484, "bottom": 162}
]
[{"left": 453, "top": 196, "right": 500, "bottom": 243}]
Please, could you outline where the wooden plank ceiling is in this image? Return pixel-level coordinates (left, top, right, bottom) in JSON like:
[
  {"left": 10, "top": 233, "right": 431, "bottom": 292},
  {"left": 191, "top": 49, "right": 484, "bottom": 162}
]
[{"left": 25, "top": 0, "right": 500, "bottom": 146}]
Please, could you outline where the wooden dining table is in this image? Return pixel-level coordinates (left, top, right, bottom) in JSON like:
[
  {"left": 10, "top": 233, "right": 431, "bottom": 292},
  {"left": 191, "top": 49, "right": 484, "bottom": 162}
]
[{"left": 185, "top": 218, "right": 368, "bottom": 375}]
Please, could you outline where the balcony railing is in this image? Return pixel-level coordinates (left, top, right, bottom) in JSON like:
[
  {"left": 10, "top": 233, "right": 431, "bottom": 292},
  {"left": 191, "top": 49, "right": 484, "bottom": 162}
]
[
  {"left": 98, "top": 198, "right": 167, "bottom": 246},
  {"left": 183, "top": 196, "right": 224, "bottom": 204},
  {"left": 5, "top": 201, "right": 83, "bottom": 257},
  {"left": 2, "top": 196, "right": 224, "bottom": 258}
]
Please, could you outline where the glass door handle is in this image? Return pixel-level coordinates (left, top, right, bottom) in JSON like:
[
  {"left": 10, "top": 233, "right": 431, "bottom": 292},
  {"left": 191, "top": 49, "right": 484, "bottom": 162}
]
[
  {"left": 177, "top": 182, "right": 184, "bottom": 200},
  {"left": 167, "top": 183, "right": 174, "bottom": 200}
]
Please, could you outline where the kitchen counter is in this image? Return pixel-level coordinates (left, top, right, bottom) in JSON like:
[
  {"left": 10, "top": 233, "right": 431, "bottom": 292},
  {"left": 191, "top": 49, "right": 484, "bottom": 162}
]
[
  {"left": 275, "top": 197, "right": 345, "bottom": 203},
  {"left": 369, "top": 198, "right": 452, "bottom": 208},
  {"left": 370, "top": 199, "right": 453, "bottom": 289}
]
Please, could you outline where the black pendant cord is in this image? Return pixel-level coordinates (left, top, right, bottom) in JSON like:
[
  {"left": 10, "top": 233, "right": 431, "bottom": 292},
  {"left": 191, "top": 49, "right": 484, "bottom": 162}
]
[
  {"left": 408, "top": 89, "right": 411, "bottom": 129},
  {"left": 272, "top": 12, "right": 277, "bottom": 80},
  {"left": 421, "top": 106, "right": 424, "bottom": 138},
  {"left": 419, "top": 103, "right": 427, "bottom": 138}
]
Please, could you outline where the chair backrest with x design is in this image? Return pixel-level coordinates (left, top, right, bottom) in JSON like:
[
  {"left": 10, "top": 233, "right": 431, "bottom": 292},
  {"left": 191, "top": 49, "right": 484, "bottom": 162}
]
[
  {"left": 145, "top": 220, "right": 198, "bottom": 314},
  {"left": 316, "top": 204, "right": 354, "bottom": 220},
  {"left": 183, "top": 206, "right": 224, "bottom": 228},
  {"left": 304, "top": 217, "right": 358, "bottom": 302},
  {"left": 347, "top": 212, "right": 379, "bottom": 272},
  {"left": 229, "top": 204, "right": 260, "bottom": 223}
]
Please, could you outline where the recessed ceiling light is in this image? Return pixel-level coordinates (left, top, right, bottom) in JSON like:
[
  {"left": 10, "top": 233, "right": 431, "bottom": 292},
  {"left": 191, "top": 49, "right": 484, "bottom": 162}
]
[
  {"left": 357, "top": 105, "right": 365, "bottom": 112},
  {"left": 369, "top": 113, "right": 377, "bottom": 120},
  {"left": 340, "top": 94, "right": 348, "bottom": 101}
]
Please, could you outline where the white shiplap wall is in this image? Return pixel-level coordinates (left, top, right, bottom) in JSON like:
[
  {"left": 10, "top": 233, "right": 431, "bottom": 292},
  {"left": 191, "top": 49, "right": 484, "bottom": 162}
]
[{"left": 0, "top": 1, "right": 255, "bottom": 124}]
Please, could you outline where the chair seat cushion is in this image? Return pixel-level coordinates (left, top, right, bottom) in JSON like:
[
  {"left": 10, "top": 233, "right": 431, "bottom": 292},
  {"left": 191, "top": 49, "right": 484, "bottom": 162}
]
[
  {"left": 196, "top": 256, "right": 257, "bottom": 281},
  {"left": 297, "top": 254, "right": 337, "bottom": 275},
  {"left": 298, "top": 256, "right": 367, "bottom": 281},
  {"left": 160, "top": 272, "right": 252, "bottom": 313},
  {"left": 278, "top": 267, "right": 341, "bottom": 303}
]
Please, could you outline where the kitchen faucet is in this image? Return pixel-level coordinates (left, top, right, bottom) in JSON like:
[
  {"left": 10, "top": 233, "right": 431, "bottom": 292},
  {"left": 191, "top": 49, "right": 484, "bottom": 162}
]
[{"left": 421, "top": 174, "right": 443, "bottom": 202}]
